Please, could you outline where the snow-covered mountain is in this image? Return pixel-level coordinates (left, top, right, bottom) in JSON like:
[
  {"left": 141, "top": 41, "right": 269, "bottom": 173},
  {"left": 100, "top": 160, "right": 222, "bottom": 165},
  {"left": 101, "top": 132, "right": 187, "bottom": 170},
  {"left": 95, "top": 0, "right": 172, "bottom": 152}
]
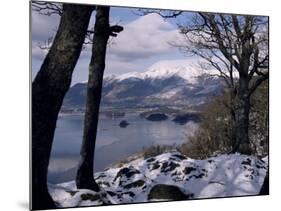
[
  {"left": 113, "top": 60, "right": 207, "bottom": 83},
  {"left": 49, "top": 151, "right": 268, "bottom": 208},
  {"left": 63, "top": 60, "right": 224, "bottom": 109}
]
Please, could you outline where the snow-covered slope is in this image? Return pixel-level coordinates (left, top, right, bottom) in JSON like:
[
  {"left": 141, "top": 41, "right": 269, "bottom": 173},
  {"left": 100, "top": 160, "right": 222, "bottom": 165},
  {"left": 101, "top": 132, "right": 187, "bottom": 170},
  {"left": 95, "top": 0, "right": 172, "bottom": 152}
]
[
  {"left": 64, "top": 59, "right": 225, "bottom": 108},
  {"left": 109, "top": 59, "right": 210, "bottom": 84},
  {"left": 49, "top": 152, "right": 268, "bottom": 208}
]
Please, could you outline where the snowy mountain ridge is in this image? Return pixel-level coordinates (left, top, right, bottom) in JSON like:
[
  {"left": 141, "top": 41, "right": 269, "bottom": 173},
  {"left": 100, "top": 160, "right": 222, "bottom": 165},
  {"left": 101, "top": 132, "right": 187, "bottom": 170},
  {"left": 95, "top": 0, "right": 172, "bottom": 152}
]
[
  {"left": 63, "top": 59, "right": 225, "bottom": 108},
  {"left": 106, "top": 59, "right": 212, "bottom": 84},
  {"left": 49, "top": 152, "right": 268, "bottom": 208}
]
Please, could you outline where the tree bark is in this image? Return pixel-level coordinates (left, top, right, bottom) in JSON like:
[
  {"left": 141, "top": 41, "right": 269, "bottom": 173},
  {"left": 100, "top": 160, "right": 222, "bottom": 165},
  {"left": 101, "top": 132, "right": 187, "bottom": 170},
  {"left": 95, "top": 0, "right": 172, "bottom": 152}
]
[
  {"left": 32, "top": 4, "right": 92, "bottom": 210},
  {"left": 232, "top": 75, "right": 252, "bottom": 155},
  {"left": 76, "top": 6, "right": 111, "bottom": 191}
]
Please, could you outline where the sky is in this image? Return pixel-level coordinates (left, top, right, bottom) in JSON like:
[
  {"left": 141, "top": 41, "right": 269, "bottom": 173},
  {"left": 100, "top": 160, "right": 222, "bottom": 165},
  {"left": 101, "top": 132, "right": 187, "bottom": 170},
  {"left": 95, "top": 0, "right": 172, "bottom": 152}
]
[{"left": 31, "top": 5, "right": 195, "bottom": 85}]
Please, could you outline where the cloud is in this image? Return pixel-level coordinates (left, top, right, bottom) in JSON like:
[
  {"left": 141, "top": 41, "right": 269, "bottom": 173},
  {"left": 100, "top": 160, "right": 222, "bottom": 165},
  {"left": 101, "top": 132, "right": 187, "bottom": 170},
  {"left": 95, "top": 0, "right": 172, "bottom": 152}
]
[
  {"left": 31, "top": 11, "right": 60, "bottom": 42},
  {"left": 105, "top": 57, "right": 142, "bottom": 75},
  {"left": 32, "top": 41, "right": 49, "bottom": 61},
  {"left": 31, "top": 9, "right": 96, "bottom": 59},
  {"left": 107, "top": 13, "right": 181, "bottom": 62},
  {"left": 31, "top": 10, "right": 186, "bottom": 84}
]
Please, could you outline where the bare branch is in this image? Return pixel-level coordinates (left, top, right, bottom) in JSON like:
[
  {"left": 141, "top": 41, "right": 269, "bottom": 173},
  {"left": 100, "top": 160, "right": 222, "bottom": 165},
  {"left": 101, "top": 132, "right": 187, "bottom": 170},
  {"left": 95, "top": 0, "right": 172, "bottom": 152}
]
[
  {"left": 134, "top": 9, "right": 183, "bottom": 19},
  {"left": 38, "top": 37, "right": 53, "bottom": 50},
  {"left": 248, "top": 73, "right": 268, "bottom": 97},
  {"left": 32, "top": 2, "right": 63, "bottom": 16}
]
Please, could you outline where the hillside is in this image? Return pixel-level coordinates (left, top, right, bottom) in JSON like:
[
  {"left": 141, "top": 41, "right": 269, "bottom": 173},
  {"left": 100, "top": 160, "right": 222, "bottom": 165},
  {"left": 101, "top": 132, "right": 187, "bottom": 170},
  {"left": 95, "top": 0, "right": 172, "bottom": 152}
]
[
  {"left": 63, "top": 60, "right": 225, "bottom": 109},
  {"left": 49, "top": 151, "right": 268, "bottom": 208}
]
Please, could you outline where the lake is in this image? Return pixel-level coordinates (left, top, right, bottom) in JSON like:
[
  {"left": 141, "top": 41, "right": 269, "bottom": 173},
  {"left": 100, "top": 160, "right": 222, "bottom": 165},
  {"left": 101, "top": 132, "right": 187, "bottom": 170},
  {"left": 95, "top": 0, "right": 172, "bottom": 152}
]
[{"left": 48, "top": 113, "right": 198, "bottom": 184}]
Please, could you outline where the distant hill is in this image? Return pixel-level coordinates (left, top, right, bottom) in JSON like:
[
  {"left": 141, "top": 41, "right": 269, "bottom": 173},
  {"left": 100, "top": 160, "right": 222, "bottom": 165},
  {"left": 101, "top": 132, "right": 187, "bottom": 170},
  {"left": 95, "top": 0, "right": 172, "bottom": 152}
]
[{"left": 63, "top": 60, "right": 225, "bottom": 109}]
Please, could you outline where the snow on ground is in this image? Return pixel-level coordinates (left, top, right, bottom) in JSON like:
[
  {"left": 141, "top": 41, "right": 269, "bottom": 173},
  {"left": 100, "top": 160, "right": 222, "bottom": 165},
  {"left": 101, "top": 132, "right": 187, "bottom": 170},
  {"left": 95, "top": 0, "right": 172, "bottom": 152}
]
[{"left": 49, "top": 152, "right": 268, "bottom": 208}]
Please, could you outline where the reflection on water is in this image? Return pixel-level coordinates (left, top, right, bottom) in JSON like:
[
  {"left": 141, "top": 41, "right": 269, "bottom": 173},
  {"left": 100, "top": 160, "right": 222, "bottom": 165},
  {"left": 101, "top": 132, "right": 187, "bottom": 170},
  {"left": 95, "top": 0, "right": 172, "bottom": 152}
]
[{"left": 48, "top": 113, "right": 198, "bottom": 184}]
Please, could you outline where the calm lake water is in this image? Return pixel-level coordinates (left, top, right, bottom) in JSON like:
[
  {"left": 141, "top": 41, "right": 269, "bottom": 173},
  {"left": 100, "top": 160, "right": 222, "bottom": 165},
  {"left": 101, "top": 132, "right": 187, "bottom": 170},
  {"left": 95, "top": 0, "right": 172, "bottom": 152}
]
[{"left": 48, "top": 113, "right": 198, "bottom": 184}]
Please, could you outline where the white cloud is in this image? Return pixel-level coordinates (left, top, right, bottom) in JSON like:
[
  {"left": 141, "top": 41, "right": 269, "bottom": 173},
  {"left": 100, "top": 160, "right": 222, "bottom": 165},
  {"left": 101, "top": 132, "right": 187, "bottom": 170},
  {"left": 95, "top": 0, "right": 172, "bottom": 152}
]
[
  {"left": 31, "top": 11, "right": 186, "bottom": 83},
  {"left": 107, "top": 13, "right": 181, "bottom": 61},
  {"left": 31, "top": 11, "right": 60, "bottom": 41},
  {"left": 32, "top": 41, "right": 49, "bottom": 60},
  {"left": 31, "top": 9, "right": 96, "bottom": 60},
  {"left": 105, "top": 57, "right": 142, "bottom": 75}
]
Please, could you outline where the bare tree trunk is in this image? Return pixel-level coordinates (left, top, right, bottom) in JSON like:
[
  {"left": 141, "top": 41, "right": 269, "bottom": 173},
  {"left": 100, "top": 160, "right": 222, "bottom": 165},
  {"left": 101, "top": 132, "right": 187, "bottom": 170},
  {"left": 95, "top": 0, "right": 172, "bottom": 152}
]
[
  {"left": 32, "top": 4, "right": 92, "bottom": 210},
  {"left": 232, "top": 76, "right": 252, "bottom": 155},
  {"left": 76, "top": 6, "right": 111, "bottom": 191},
  {"left": 233, "top": 97, "right": 251, "bottom": 154}
]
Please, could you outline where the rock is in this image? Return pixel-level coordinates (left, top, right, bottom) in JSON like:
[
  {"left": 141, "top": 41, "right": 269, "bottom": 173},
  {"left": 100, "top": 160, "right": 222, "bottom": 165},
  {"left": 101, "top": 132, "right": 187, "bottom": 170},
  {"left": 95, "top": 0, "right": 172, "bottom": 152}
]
[
  {"left": 151, "top": 161, "right": 161, "bottom": 170},
  {"left": 183, "top": 167, "right": 197, "bottom": 175},
  {"left": 193, "top": 173, "right": 205, "bottom": 179},
  {"left": 66, "top": 190, "right": 78, "bottom": 196},
  {"left": 146, "top": 158, "right": 156, "bottom": 163},
  {"left": 172, "top": 154, "right": 187, "bottom": 160},
  {"left": 114, "top": 167, "right": 140, "bottom": 182},
  {"left": 146, "top": 113, "right": 168, "bottom": 121},
  {"left": 161, "top": 161, "right": 180, "bottom": 173},
  {"left": 123, "top": 180, "right": 145, "bottom": 189},
  {"left": 107, "top": 191, "right": 117, "bottom": 196},
  {"left": 119, "top": 120, "right": 129, "bottom": 128},
  {"left": 80, "top": 193, "right": 100, "bottom": 201},
  {"left": 148, "top": 184, "right": 193, "bottom": 200},
  {"left": 172, "top": 113, "right": 201, "bottom": 125},
  {"left": 122, "top": 191, "right": 135, "bottom": 197},
  {"left": 241, "top": 158, "right": 252, "bottom": 166}
]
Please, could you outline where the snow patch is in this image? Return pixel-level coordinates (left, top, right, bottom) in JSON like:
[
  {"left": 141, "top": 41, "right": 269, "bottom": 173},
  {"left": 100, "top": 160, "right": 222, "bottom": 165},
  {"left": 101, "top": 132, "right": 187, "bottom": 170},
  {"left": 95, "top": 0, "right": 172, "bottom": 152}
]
[
  {"left": 49, "top": 152, "right": 268, "bottom": 208},
  {"left": 103, "top": 59, "right": 218, "bottom": 84}
]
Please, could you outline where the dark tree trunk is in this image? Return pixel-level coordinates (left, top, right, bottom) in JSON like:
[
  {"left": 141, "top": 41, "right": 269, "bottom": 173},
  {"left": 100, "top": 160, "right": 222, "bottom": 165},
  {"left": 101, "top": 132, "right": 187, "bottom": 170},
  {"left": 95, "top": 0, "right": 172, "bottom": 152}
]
[
  {"left": 232, "top": 75, "right": 252, "bottom": 155},
  {"left": 32, "top": 4, "right": 92, "bottom": 210},
  {"left": 76, "top": 6, "right": 111, "bottom": 191}
]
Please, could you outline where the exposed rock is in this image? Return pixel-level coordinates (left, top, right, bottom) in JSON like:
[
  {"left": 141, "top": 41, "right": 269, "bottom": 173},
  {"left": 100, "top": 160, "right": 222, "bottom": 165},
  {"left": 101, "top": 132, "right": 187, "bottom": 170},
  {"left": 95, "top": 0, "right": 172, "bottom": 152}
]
[
  {"left": 66, "top": 190, "right": 78, "bottom": 196},
  {"left": 192, "top": 173, "right": 205, "bottom": 179},
  {"left": 207, "top": 159, "right": 214, "bottom": 163},
  {"left": 107, "top": 191, "right": 117, "bottom": 197},
  {"left": 148, "top": 184, "right": 193, "bottom": 200},
  {"left": 114, "top": 167, "right": 140, "bottom": 182},
  {"left": 146, "top": 158, "right": 156, "bottom": 163},
  {"left": 151, "top": 161, "right": 161, "bottom": 170},
  {"left": 122, "top": 191, "right": 136, "bottom": 197},
  {"left": 172, "top": 154, "right": 187, "bottom": 160},
  {"left": 80, "top": 193, "right": 100, "bottom": 201},
  {"left": 49, "top": 152, "right": 268, "bottom": 208},
  {"left": 241, "top": 158, "right": 252, "bottom": 166},
  {"left": 183, "top": 167, "right": 197, "bottom": 175},
  {"left": 146, "top": 113, "right": 168, "bottom": 121},
  {"left": 161, "top": 161, "right": 180, "bottom": 173},
  {"left": 123, "top": 180, "right": 145, "bottom": 189}
]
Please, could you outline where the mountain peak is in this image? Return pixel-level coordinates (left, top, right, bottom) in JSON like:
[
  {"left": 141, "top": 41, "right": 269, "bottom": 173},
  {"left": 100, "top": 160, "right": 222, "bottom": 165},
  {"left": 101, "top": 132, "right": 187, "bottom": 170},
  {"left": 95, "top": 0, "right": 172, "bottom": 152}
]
[
  {"left": 65, "top": 59, "right": 225, "bottom": 108},
  {"left": 110, "top": 59, "right": 207, "bottom": 83}
]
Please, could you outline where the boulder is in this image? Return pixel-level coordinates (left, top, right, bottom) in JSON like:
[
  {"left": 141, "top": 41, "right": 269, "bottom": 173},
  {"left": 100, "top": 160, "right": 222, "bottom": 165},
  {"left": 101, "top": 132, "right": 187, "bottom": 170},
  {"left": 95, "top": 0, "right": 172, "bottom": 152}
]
[
  {"left": 148, "top": 184, "right": 193, "bottom": 200},
  {"left": 114, "top": 167, "right": 140, "bottom": 180}
]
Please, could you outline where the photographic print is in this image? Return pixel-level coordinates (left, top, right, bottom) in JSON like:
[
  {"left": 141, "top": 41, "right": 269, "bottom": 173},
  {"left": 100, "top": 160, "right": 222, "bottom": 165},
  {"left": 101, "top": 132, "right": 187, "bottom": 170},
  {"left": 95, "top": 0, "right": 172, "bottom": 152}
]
[{"left": 31, "top": 1, "right": 269, "bottom": 210}]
